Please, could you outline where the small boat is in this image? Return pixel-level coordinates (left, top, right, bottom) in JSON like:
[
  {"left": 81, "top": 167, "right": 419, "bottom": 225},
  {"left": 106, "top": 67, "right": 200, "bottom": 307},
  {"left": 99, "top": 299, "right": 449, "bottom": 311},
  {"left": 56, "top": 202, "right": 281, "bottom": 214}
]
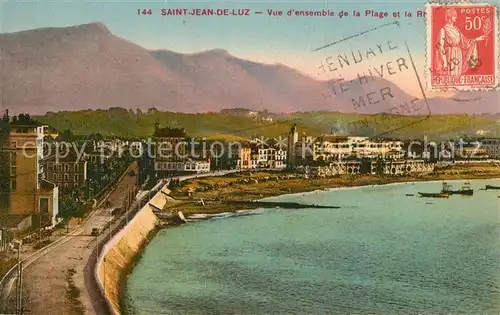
[
  {"left": 405, "top": 193, "right": 414, "bottom": 196},
  {"left": 441, "top": 181, "right": 473, "bottom": 196},
  {"left": 485, "top": 185, "right": 500, "bottom": 190},
  {"left": 418, "top": 192, "right": 450, "bottom": 198}
]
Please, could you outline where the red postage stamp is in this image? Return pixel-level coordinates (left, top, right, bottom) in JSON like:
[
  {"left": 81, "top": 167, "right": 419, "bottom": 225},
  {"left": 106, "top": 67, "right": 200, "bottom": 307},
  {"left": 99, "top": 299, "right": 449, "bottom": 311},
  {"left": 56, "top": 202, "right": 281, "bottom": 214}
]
[{"left": 426, "top": 2, "right": 499, "bottom": 91}]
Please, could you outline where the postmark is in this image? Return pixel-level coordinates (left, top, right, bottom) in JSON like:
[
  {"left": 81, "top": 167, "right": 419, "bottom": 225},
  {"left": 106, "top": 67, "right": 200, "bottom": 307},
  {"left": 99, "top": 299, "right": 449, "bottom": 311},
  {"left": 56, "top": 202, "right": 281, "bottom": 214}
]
[
  {"left": 425, "top": 2, "right": 499, "bottom": 91},
  {"left": 313, "top": 21, "right": 431, "bottom": 138}
]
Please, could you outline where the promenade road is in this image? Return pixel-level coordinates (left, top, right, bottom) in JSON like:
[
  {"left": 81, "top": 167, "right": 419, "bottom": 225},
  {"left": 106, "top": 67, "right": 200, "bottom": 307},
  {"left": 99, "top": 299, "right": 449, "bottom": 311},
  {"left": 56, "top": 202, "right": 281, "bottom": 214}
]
[{"left": 0, "top": 167, "right": 242, "bottom": 315}]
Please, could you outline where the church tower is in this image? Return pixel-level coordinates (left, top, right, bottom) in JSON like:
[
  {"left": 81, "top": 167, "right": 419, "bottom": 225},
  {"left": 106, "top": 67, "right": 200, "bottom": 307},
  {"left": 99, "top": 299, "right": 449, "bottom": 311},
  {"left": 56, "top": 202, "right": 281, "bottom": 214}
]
[{"left": 287, "top": 124, "right": 298, "bottom": 168}]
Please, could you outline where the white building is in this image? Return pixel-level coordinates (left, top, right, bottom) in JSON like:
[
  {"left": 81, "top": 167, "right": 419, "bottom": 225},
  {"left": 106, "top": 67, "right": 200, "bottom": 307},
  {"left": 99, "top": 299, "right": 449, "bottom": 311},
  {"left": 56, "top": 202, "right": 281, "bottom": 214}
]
[
  {"left": 184, "top": 158, "right": 211, "bottom": 173},
  {"left": 274, "top": 149, "right": 287, "bottom": 168},
  {"left": 314, "top": 136, "right": 404, "bottom": 161},
  {"left": 155, "top": 158, "right": 210, "bottom": 173},
  {"left": 250, "top": 145, "right": 287, "bottom": 169}
]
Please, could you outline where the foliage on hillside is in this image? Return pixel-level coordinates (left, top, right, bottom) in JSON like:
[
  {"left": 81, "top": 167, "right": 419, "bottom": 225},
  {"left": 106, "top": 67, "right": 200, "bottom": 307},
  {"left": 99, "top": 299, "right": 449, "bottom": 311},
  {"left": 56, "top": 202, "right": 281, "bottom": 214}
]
[
  {"left": 37, "top": 108, "right": 322, "bottom": 140},
  {"left": 278, "top": 112, "right": 500, "bottom": 140},
  {"left": 35, "top": 108, "right": 500, "bottom": 140}
]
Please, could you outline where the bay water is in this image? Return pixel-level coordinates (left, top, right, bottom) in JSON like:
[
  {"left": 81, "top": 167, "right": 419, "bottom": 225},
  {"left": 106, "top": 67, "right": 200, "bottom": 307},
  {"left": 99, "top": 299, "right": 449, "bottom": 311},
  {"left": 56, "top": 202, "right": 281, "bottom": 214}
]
[{"left": 124, "top": 179, "right": 500, "bottom": 314}]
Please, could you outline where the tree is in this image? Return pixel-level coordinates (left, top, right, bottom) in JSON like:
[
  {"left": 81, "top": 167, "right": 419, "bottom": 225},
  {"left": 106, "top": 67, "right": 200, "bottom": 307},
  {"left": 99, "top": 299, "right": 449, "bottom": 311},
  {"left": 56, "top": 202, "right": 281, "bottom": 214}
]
[
  {"left": 58, "top": 194, "right": 87, "bottom": 220},
  {"left": 89, "top": 133, "right": 103, "bottom": 141},
  {"left": 58, "top": 129, "right": 74, "bottom": 142},
  {"left": 17, "top": 113, "right": 33, "bottom": 124},
  {"left": 2, "top": 110, "right": 9, "bottom": 123}
]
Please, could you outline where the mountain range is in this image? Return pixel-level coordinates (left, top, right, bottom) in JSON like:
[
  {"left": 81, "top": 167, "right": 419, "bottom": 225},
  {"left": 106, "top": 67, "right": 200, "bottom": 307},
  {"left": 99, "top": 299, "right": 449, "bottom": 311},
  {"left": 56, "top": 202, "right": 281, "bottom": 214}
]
[{"left": 0, "top": 22, "right": 498, "bottom": 115}]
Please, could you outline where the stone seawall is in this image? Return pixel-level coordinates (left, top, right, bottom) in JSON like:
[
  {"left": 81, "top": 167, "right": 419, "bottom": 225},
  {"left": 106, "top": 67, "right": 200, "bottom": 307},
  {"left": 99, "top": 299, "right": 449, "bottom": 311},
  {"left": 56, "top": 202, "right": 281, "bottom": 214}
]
[{"left": 95, "top": 183, "right": 170, "bottom": 315}]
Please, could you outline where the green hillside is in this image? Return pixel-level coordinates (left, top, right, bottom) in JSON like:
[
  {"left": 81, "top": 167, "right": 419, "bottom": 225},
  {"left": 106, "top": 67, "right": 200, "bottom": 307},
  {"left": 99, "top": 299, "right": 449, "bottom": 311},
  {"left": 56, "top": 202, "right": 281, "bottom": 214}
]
[
  {"left": 36, "top": 108, "right": 323, "bottom": 141},
  {"left": 280, "top": 112, "right": 500, "bottom": 140},
  {"left": 35, "top": 108, "right": 500, "bottom": 141}
]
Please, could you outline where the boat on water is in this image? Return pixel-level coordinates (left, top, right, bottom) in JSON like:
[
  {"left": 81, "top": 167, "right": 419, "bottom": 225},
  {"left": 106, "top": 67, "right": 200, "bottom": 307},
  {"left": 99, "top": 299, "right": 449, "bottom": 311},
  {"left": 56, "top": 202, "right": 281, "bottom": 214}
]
[
  {"left": 441, "top": 181, "right": 474, "bottom": 196},
  {"left": 405, "top": 193, "right": 415, "bottom": 196},
  {"left": 418, "top": 192, "right": 450, "bottom": 198},
  {"left": 485, "top": 185, "right": 500, "bottom": 190}
]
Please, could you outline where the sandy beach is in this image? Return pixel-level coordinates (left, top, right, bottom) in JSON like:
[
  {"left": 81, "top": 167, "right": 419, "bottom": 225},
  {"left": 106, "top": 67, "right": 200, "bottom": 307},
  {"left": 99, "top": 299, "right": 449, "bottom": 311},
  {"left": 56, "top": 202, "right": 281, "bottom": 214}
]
[{"left": 165, "top": 163, "right": 500, "bottom": 216}]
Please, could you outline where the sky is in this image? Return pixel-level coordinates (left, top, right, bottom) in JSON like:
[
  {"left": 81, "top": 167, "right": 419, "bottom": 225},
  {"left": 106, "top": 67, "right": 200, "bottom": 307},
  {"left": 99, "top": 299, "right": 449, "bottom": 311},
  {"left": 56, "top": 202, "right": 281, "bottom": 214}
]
[{"left": 0, "top": 0, "right": 497, "bottom": 97}]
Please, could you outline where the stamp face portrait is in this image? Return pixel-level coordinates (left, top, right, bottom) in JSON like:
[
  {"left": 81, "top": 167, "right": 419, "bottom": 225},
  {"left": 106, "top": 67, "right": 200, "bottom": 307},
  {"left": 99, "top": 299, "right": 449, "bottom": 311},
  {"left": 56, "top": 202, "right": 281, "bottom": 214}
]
[{"left": 426, "top": 2, "right": 498, "bottom": 91}]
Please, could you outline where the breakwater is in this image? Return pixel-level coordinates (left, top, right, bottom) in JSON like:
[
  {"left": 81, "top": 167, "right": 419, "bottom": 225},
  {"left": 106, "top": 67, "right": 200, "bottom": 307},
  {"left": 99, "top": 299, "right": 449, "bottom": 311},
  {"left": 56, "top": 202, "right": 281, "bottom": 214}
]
[
  {"left": 226, "top": 200, "right": 340, "bottom": 209},
  {"left": 95, "top": 182, "right": 172, "bottom": 315}
]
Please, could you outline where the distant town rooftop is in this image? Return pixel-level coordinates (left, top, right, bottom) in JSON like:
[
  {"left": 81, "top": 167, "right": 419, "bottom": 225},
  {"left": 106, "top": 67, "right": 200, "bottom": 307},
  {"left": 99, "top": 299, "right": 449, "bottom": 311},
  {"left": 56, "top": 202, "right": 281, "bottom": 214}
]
[
  {"left": 240, "top": 142, "right": 251, "bottom": 149},
  {"left": 44, "top": 151, "right": 87, "bottom": 163},
  {"left": 8, "top": 120, "right": 46, "bottom": 127},
  {"left": 12, "top": 121, "right": 46, "bottom": 127},
  {"left": 153, "top": 124, "right": 187, "bottom": 138},
  {"left": 319, "top": 135, "right": 350, "bottom": 142}
]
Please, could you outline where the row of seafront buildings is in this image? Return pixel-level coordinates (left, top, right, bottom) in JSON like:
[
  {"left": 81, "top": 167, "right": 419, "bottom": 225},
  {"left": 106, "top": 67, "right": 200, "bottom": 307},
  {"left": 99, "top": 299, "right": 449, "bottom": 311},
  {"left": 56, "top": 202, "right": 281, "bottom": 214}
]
[
  {"left": 151, "top": 123, "right": 497, "bottom": 177},
  {"left": 257, "top": 125, "right": 434, "bottom": 176},
  {"left": 152, "top": 123, "right": 290, "bottom": 175},
  {"left": 152, "top": 124, "right": 409, "bottom": 175}
]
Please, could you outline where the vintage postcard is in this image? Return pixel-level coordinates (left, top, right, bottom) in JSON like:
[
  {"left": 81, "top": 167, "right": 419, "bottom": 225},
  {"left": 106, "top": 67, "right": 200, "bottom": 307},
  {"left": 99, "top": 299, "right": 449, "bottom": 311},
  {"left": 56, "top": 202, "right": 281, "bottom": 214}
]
[{"left": 0, "top": 1, "right": 499, "bottom": 315}]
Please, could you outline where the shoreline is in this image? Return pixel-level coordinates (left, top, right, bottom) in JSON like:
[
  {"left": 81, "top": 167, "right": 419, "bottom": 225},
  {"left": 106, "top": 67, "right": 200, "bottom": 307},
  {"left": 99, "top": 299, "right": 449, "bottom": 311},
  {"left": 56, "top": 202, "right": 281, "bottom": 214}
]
[
  {"left": 118, "top": 225, "right": 161, "bottom": 315},
  {"left": 184, "top": 175, "right": 500, "bottom": 220},
  {"left": 165, "top": 165, "right": 500, "bottom": 216},
  {"left": 119, "top": 165, "right": 500, "bottom": 314}
]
